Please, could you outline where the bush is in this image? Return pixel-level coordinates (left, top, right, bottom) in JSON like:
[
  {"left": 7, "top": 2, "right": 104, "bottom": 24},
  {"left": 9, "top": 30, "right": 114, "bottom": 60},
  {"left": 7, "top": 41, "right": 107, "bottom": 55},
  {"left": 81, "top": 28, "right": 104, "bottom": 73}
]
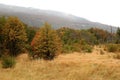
[
  {"left": 113, "top": 53, "right": 120, "bottom": 59},
  {"left": 100, "top": 50, "right": 105, "bottom": 55},
  {"left": 62, "top": 43, "right": 93, "bottom": 53},
  {"left": 2, "top": 56, "right": 16, "bottom": 68},
  {"left": 106, "top": 44, "right": 118, "bottom": 52},
  {"left": 31, "top": 23, "right": 62, "bottom": 60},
  {"left": 3, "top": 17, "right": 27, "bottom": 56},
  {"left": 81, "top": 45, "right": 93, "bottom": 53},
  {"left": 63, "top": 44, "right": 75, "bottom": 53}
]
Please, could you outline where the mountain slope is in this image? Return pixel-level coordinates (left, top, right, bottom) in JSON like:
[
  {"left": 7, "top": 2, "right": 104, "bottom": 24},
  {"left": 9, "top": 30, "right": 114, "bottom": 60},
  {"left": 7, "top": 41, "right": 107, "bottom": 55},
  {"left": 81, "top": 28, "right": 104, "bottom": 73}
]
[{"left": 0, "top": 4, "right": 117, "bottom": 32}]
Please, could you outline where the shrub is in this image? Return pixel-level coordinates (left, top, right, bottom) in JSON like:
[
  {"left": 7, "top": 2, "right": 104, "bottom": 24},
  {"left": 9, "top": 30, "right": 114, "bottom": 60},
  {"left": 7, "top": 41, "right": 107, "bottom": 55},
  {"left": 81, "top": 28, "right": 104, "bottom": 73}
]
[
  {"left": 62, "top": 44, "right": 76, "bottom": 53},
  {"left": 31, "top": 23, "right": 62, "bottom": 60},
  {"left": 81, "top": 45, "right": 93, "bottom": 53},
  {"left": 113, "top": 53, "right": 120, "bottom": 59},
  {"left": 106, "top": 44, "right": 118, "bottom": 52},
  {"left": 2, "top": 17, "right": 27, "bottom": 56},
  {"left": 100, "top": 50, "right": 105, "bottom": 55},
  {"left": 62, "top": 43, "right": 93, "bottom": 53},
  {"left": 2, "top": 56, "right": 16, "bottom": 68}
]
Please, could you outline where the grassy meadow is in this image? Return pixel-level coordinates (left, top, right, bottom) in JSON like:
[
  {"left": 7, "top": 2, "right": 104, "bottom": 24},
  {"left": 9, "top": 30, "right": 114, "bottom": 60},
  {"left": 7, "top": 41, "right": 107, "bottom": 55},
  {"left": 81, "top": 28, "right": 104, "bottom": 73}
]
[{"left": 0, "top": 46, "right": 120, "bottom": 80}]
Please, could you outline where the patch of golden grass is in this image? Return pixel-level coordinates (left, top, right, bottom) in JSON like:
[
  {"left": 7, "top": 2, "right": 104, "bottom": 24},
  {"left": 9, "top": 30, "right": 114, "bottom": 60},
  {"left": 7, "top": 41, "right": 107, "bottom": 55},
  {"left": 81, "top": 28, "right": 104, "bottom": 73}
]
[{"left": 0, "top": 51, "right": 120, "bottom": 80}]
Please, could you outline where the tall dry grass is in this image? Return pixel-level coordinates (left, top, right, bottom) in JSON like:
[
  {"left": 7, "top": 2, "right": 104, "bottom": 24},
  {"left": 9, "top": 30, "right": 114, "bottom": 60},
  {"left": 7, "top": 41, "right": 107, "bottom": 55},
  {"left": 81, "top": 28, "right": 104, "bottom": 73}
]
[{"left": 0, "top": 50, "right": 120, "bottom": 80}]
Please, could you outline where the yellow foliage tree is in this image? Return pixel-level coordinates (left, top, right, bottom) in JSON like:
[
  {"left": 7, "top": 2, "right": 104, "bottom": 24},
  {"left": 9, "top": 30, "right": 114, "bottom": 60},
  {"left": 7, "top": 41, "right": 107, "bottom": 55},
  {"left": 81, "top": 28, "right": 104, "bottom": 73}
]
[
  {"left": 3, "top": 17, "right": 27, "bottom": 56},
  {"left": 31, "top": 23, "right": 62, "bottom": 60}
]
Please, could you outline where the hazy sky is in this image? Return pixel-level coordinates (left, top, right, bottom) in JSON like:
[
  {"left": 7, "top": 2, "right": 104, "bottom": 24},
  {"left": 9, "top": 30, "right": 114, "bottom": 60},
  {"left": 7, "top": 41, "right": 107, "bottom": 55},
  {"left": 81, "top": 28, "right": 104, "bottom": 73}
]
[{"left": 0, "top": 0, "right": 120, "bottom": 27}]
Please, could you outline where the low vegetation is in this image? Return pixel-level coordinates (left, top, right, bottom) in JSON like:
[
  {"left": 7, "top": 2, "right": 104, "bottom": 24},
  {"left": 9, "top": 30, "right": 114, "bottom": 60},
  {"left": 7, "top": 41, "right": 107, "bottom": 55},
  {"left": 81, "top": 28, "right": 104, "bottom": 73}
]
[
  {"left": 1, "top": 56, "right": 16, "bottom": 68},
  {"left": 0, "top": 52, "right": 120, "bottom": 80},
  {"left": 113, "top": 53, "right": 120, "bottom": 59},
  {"left": 105, "top": 44, "right": 120, "bottom": 52}
]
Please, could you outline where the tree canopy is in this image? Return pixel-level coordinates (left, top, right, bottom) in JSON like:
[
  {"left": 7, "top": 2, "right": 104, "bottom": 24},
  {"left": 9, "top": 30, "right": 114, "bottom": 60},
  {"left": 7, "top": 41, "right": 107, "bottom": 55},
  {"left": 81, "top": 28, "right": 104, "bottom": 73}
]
[
  {"left": 31, "top": 23, "right": 62, "bottom": 60},
  {"left": 2, "top": 17, "right": 27, "bottom": 56}
]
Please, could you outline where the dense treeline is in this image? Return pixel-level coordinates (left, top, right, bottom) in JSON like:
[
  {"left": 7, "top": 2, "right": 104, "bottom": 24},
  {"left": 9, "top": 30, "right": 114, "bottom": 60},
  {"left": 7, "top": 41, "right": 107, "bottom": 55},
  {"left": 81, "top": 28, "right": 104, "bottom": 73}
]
[
  {"left": 0, "top": 16, "right": 120, "bottom": 68},
  {"left": 56, "top": 27, "right": 120, "bottom": 52}
]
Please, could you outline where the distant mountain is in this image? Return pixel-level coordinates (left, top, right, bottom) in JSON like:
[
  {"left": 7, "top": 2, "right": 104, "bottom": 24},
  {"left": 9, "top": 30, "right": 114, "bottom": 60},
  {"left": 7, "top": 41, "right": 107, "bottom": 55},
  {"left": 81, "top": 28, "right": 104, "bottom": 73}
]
[{"left": 0, "top": 4, "right": 117, "bottom": 32}]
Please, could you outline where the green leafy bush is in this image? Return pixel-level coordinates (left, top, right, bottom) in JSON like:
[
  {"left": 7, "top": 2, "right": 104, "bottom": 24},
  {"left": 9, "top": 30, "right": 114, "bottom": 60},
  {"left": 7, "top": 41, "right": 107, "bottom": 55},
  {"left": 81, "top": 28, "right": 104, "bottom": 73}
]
[{"left": 2, "top": 56, "right": 16, "bottom": 68}]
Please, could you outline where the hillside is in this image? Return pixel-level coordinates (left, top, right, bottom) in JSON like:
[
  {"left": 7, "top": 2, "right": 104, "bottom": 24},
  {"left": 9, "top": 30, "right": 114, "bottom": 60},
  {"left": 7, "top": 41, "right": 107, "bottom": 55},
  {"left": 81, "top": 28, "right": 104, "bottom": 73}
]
[{"left": 0, "top": 4, "right": 117, "bottom": 32}]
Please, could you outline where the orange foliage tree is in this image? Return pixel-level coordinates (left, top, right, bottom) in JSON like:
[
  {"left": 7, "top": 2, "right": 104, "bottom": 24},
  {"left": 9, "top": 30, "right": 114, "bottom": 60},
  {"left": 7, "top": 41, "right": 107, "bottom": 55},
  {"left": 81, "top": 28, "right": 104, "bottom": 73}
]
[{"left": 31, "top": 23, "right": 62, "bottom": 60}]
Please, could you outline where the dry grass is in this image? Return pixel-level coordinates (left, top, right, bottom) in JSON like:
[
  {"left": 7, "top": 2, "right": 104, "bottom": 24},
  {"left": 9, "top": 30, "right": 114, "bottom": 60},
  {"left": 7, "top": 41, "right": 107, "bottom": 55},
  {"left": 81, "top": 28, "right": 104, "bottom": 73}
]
[{"left": 0, "top": 48, "right": 120, "bottom": 80}]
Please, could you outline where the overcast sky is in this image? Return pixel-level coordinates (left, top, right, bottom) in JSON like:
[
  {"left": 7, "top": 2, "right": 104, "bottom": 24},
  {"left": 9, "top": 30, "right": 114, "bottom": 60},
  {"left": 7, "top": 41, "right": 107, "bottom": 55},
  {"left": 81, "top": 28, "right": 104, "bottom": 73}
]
[{"left": 0, "top": 0, "right": 120, "bottom": 27}]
